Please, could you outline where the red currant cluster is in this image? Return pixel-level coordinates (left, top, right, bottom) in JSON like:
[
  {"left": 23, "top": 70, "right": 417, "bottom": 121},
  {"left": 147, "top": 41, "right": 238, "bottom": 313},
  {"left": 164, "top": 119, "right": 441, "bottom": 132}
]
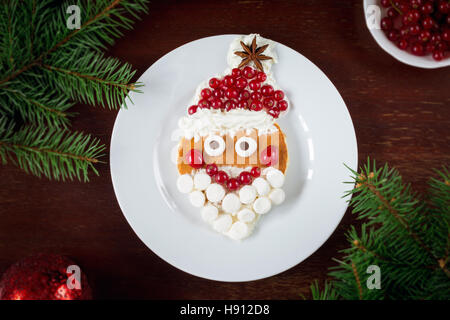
[
  {"left": 380, "top": 0, "right": 450, "bottom": 60},
  {"left": 187, "top": 66, "right": 288, "bottom": 118},
  {"left": 205, "top": 163, "right": 261, "bottom": 191}
]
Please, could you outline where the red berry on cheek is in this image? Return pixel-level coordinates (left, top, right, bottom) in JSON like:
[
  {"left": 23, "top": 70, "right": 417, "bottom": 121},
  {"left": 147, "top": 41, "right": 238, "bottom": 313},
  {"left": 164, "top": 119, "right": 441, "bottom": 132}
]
[
  {"left": 260, "top": 146, "right": 279, "bottom": 166},
  {"left": 188, "top": 105, "right": 198, "bottom": 115},
  {"left": 205, "top": 163, "right": 218, "bottom": 176},
  {"left": 185, "top": 149, "right": 204, "bottom": 169},
  {"left": 250, "top": 167, "right": 261, "bottom": 177},
  {"left": 238, "top": 171, "right": 252, "bottom": 185},
  {"left": 215, "top": 171, "right": 229, "bottom": 184}
]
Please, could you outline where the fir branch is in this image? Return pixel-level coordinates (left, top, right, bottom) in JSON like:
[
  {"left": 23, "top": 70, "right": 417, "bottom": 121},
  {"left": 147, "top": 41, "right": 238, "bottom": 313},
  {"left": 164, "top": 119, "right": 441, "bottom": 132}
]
[
  {"left": 0, "top": 116, "right": 105, "bottom": 182},
  {"left": 311, "top": 159, "right": 450, "bottom": 300}
]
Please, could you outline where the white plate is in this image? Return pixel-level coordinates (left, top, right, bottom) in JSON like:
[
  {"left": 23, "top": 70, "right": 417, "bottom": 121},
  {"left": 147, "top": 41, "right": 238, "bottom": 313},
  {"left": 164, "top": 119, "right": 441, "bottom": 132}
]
[
  {"left": 364, "top": 0, "right": 450, "bottom": 69},
  {"left": 110, "top": 35, "right": 358, "bottom": 282}
]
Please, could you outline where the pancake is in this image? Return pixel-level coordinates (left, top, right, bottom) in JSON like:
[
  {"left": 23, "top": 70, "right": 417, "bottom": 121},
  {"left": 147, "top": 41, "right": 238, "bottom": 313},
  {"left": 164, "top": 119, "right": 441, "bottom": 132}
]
[{"left": 177, "top": 123, "right": 288, "bottom": 174}]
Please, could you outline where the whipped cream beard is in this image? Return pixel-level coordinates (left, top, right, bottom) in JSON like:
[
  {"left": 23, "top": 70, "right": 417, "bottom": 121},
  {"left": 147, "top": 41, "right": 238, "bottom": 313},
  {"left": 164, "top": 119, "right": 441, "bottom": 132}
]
[
  {"left": 171, "top": 34, "right": 290, "bottom": 241},
  {"left": 176, "top": 166, "right": 285, "bottom": 240}
]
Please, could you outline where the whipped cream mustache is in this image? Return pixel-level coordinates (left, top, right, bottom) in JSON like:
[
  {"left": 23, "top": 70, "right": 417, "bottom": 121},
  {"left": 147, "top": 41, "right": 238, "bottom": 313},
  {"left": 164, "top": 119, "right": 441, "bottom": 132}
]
[{"left": 177, "top": 166, "right": 285, "bottom": 240}]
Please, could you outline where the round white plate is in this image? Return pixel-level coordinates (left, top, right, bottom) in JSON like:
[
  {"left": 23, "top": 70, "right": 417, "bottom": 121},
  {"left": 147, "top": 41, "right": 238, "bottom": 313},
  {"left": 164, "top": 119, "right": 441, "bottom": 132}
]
[
  {"left": 364, "top": 0, "right": 450, "bottom": 69},
  {"left": 110, "top": 35, "right": 358, "bottom": 282}
]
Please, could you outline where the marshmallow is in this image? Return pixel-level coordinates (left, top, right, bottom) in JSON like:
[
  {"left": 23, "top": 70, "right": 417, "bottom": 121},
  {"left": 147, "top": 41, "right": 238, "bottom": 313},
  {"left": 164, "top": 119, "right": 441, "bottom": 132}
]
[
  {"left": 189, "top": 190, "right": 205, "bottom": 207},
  {"left": 177, "top": 174, "right": 193, "bottom": 193},
  {"left": 228, "top": 221, "right": 250, "bottom": 240},
  {"left": 266, "top": 168, "right": 285, "bottom": 188},
  {"left": 269, "top": 188, "right": 285, "bottom": 205},
  {"left": 253, "top": 197, "right": 272, "bottom": 214},
  {"left": 239, "top": 185, "right": 257, "bottom": 204},
  {"left": 194, "top": 172, "right": 211, "bottom": 190},
  {"left": 252, "top": 177, "right": 271, "bottom": 196},
  {"left": 222, "top": 193, "right": 241, "bottom": 214},
  {"left": 213, "top": 214, "right": 232, "bottom": 233},
  {"left": 201, "top": 204, "right": 218, "bottom": 223},
  {"left": 206, "top": 183, "right": 225, "bottom": 202},
  {"left": 237, "top": 208, "right": 256, "bottom": 223}
]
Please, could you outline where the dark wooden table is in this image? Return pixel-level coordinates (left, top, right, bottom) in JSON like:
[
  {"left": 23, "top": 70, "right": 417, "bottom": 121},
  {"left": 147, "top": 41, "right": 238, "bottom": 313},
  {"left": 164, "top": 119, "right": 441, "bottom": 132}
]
[{"left": 1, "top": 0, "right": 449, "bottom": 299}]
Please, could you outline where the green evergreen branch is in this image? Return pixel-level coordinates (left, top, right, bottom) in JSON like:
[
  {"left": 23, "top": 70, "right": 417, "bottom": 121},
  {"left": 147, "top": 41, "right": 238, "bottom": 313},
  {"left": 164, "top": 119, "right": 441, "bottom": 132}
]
[
  {"left": 310, "top": 159, "right": 450, "bottom": 300},
  {"left": 0, "top": 116, "right": 105, "bottom": 181}
]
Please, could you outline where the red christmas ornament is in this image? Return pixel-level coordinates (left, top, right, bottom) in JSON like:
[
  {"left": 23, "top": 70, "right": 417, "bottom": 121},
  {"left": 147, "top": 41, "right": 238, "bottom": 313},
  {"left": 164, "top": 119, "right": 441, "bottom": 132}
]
[{"left": 0, "top": 253, "right": 92, "bottom": 300}]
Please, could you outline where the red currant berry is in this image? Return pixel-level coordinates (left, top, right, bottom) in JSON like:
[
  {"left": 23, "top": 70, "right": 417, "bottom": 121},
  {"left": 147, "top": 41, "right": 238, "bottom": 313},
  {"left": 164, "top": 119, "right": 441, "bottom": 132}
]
[
  {"left": 225, "top": 100, "right": 237, "bottom": 111},
  {"left": 209, "top": 78, "right": 221, "bottom": 89},
  {"left": 235, "top": 77, "right": 248, "bottom": 90},
  {"left": 432, "top": 50, "right": 445, "bottom": 61},
  {"left": 238, "top": 171, "right": 252, "bottom": 185},
  {"left": 188, "top": 105, "right": 198, "bottom": 115},
  {"left": 227, "top": 178, "right": 240, "bottom": 191},
  {"left": 201, "top": 88, "right": 212, "bottom": 99},
  {"left": 223, "top": 75, "right": 235, "bottom": 87},
  {"left": 250, "top": 100, "right": 263, "bottom": 111},
  {"left": 239, "top": 90, "right": 251, "bottom": 101},
  {"left": 273, "top": 90, "right": 285, "bottom": 101},
  {"left": 260, "top": 145, "right": 279, "bottom": 166},
  {"left": 238, "top": 100, "right": 248, "bottom": 109},
  {"left": 387, "top": 8, "right": 398, "bottom": 18},
  {"left": 397, "top": 38, "right": 409, "bottom": 50},
  {"left": 431, "top": 34, "right": 442, "bottom": 44},
  {"left": 205, "top": 163, "right": 218, "bottom": 176},
  {"left": 215, "top": 171, "right": 229, "bottom": 184},
  {"left": 409, "top": 24, "right": 421, "bottom": 35},
  {"left": 211, "top": 99, "right": 223, "bottom": 109},
  {"left": 420, "top": 2, "right": 433, "bottom": 14},
  {"left": 381, "top": 17, "right": 393, "bottom": 31},
  {"left": 225, "top": 87, "right": 239, "bottom": 99},
  {"left": 263, "top": 97, "right": 275, "bottom": 108},
  {"left": 198, "top": 99, "right": 210, "bottom": 109},
  {"left": 250, "top": 92, "right": 262, "bottom": 100},
  {"left": 422, "top": 16, "right": 434, "bottom": 29},
  {"left": 267, "top": 106, "right": 280, "bottom": 118},
  {"left": 380, "top": 0, "right": 390, "bottom": 8},
  {"left": 442, "top": 30, "right": 450, "bottom": 42},
  {"left": 250, "top": 167, "right": 261, "bottom": 178},
  {"left": 185, "top": 149, "right": 204, "bottom": 169},
  {"left": 212, "top": 89, "right": 223, "bottom": 99},
  {"left": 411, "top": 42, "right": 424, "bottom": 55},
  {"left": 410, "top": 0, "right": 422, "bottom": 9},
  {"left": 387, "top": 30, "right": 399, "bottom": 41},
  {"left": 418, "top": 30, "right": 431, "bottom": 42},
  {"left": 231, "top": 68, "right": 241, "bottom": 78},
  {"left": 277, "top": 100, "right": 288, "bottom": 111},
  {"left": 261, "top": 84, "right": 274, "bottom": 96},
  {"left": 242, "top": 66, "right": 256, "bottom": 79},
  {"left": 249, "top": 79, "right": 261, "bottom": 91},
  {"left": 438, "top": 1, "right": 449, "bottom": 14},
  {"left": 256, "top": 71, "right": 267, "bottom": 82},
  {"left": 425, "top": 42, "right": 435, "bottom": 53}
]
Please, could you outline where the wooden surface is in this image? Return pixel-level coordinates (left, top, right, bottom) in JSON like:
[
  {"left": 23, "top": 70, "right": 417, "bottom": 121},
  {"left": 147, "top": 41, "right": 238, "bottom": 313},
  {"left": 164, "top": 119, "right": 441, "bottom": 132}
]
[{"left": 0, "top": 0, "right": 449, "bottom": 299}]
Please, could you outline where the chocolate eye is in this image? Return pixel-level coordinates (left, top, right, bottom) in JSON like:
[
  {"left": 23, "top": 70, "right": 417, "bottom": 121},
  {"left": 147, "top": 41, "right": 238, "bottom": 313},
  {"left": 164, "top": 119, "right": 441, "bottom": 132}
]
[
  {"left": 235, "top": 137, "right": 257, "bottom": 158},
  {"left": 204, "top": 135, "right": 225, "bottom": 157}
]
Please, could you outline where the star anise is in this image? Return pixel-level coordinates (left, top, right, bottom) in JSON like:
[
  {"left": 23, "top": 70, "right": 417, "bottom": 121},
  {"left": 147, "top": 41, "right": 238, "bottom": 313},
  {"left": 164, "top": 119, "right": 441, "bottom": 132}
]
[{"left": 234, "top": 36, "right": 272, "bottom": 72}]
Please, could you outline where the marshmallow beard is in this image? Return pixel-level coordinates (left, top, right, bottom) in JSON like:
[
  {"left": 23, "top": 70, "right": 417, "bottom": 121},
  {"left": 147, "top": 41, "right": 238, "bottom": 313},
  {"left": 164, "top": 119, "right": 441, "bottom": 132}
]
[{"left": 176, "top": 166, "right": 285, "bottom": 240}]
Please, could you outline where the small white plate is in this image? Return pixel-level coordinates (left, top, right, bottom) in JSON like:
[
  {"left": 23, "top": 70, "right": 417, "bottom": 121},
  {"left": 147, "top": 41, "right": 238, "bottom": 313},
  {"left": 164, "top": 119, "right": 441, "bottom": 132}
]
[
  {"left": 110, "top": 35, "right": 358, "bottom": 282},
  {"left": 364, "top": 0, "right": 450, "bottom": 69}
]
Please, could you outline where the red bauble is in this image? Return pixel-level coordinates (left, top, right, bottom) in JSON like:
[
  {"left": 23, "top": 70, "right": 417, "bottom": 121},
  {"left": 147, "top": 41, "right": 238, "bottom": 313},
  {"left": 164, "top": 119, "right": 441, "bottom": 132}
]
[{"left": 0, "top": 254, "right": 92, "bottom": 300}]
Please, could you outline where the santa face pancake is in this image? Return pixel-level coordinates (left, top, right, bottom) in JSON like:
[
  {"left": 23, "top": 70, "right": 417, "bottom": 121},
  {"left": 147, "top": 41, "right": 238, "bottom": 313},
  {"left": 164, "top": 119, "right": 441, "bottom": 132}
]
[{"left": 172, "top": 34, "right": 290, "bottom": 240}]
